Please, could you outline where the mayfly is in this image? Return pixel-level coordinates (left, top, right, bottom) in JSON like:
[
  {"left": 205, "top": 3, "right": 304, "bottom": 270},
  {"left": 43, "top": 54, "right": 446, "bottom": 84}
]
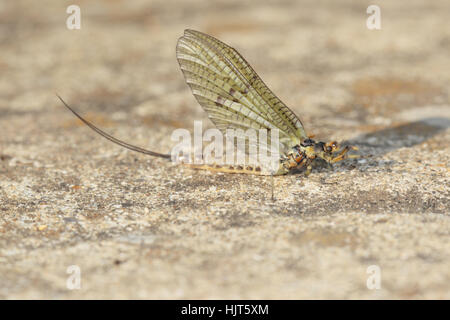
[{"left": 58, "top": 29, "right": 358, "bottom": 176}]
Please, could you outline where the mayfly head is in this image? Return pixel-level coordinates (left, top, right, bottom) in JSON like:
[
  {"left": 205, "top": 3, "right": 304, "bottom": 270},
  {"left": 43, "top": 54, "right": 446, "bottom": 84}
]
[{"left": 316, "top": 140, "right": 338, "bottom": 162}]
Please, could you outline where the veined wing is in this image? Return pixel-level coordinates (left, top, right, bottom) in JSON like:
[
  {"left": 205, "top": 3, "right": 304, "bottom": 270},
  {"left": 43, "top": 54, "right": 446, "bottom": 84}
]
[{"left": 176, "top": 29, "right": 307, "bottom": 156}]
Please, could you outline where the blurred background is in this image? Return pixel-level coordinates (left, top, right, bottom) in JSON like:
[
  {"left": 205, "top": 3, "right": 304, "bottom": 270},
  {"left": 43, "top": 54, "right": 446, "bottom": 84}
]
[
  {"left": 0, "top": 0, "right": 449, "bottom": 299},
  {"left": 2, "top": 0, "right": 449, "bottom": 139}
]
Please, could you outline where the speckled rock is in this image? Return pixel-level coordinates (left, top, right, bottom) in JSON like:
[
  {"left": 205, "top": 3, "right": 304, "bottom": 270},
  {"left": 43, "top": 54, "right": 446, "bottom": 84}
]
[{"left": 0, "top": 0, "right": 449, "bottom": 299}]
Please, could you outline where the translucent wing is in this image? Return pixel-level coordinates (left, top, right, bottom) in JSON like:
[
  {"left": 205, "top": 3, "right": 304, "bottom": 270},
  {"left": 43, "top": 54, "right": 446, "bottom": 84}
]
[{"left": 176, "top": 29, "right": 307, "bottom": 156}]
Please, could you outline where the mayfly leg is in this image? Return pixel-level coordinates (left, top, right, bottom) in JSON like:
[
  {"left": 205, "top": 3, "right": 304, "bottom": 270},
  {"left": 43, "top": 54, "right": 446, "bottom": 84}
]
[
  {"left": 270, "top": 172, "right": 275, "bottom": 201},
  {"left": 330, "top": 145, "right": 359, "bottom": 164}
]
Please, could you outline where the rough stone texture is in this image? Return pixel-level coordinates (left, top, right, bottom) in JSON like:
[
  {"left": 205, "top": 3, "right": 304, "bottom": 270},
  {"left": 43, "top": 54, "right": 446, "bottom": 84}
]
[{"left": 0, "top": 0, "right": 449, "bottom": 299}]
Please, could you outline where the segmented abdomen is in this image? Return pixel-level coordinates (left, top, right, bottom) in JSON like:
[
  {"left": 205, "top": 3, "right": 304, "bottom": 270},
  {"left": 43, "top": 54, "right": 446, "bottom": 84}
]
[{"left": 183, "top": 163, "right": 287, "bottom": 175}]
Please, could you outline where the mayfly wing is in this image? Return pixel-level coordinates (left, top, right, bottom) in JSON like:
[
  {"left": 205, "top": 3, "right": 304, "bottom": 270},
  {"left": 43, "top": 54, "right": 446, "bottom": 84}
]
[{"left": 176, "top": 29, "right": 308, "bottom": 158}]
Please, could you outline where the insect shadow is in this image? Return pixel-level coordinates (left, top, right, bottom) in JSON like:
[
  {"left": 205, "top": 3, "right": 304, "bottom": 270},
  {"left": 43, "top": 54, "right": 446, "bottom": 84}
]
[{"left": 329, "top": 117, "right": 450, "bottom": 172}]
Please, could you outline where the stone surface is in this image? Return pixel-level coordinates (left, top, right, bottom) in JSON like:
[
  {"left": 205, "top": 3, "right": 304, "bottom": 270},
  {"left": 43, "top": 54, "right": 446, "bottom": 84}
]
[{"left": 0, "top": 0, "right": 449, "bottom": 299}]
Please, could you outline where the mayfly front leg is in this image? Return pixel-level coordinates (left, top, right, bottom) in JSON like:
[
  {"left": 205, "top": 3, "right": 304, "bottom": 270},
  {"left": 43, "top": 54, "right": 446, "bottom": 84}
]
[{"left": 330, "top": 145, "right": 359, "bottom": 164}]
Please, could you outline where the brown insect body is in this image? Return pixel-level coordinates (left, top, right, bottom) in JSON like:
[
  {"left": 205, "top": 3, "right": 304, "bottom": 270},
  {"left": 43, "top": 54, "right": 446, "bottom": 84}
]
[{"left": 279, "top": 139, "right": 358, "bottom": 175}]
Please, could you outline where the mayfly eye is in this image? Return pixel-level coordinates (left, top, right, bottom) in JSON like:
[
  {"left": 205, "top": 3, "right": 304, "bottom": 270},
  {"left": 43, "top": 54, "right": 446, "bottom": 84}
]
[
  {"left": 326, "top": 146, "right": 332, "bottom": 152},
  {"left": 301, "top": 139, "right": 314, "bottom": 147}
]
